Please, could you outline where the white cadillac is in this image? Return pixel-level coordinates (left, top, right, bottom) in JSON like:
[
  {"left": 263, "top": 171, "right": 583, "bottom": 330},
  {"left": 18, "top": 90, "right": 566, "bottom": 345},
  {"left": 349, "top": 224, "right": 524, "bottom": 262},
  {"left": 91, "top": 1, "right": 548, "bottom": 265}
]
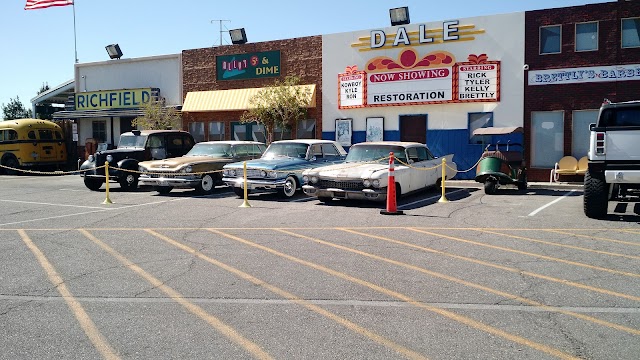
[{"left": 302, "top": 141, "right": 457, "bottom": 203}]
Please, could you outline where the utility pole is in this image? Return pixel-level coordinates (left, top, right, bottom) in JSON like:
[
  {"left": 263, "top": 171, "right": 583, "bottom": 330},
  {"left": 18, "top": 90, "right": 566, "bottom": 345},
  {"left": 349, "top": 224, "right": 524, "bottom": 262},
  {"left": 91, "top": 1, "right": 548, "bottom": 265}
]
[{"left": 211, "top": 19, "right": 231, "bottom": 47}]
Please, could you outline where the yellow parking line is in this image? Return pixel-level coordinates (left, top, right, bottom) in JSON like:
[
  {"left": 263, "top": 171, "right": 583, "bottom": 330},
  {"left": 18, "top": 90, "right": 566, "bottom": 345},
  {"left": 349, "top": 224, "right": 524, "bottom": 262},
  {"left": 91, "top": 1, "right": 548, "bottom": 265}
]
[
  {"left": 146, "top": 229, "right": 428, "bottom": 360},
  {"left": 212, "top": 228, "right": 578, "bottom": 359},
  {"left": 348, "top": 227, "right": 640, "bottom": 302},
  {"left": 78, "top": 229, "right": 273, "bottom": 360},
  {"left": 17, "top": 230, "right": 120, "bottom": 360},
  {"left": 408, "top": 229, "right": 640, "bottom": 281},
  {"left": 284, "top": 229, "right": 640, "bottom": 336},
  {"left": 543, "top": 229, "right": 640, "bottom": 247},
  {"left": 478, "top": 229, "right": 640, "bottom": 260}
]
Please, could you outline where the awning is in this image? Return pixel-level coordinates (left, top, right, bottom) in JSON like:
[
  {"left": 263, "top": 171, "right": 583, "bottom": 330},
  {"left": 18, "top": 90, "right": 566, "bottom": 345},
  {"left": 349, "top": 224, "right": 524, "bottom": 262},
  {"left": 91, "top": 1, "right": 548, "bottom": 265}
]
[{"left": 182, "top": 84, "right": 316, "bottom": 112}]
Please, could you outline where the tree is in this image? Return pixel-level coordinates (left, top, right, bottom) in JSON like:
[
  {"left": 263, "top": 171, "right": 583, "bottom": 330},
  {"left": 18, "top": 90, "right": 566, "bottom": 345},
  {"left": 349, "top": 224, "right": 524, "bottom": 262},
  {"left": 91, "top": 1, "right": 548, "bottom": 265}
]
[
  {"left": 2, "top": 96, "right": 32, "bottom": 120},
  {"left": 240, "top": 75, "right": 312, "bottom": 143},
  {"left": 35, "top": 82, "right": 56, "bottom": 120},
  {"left": 131, "top": 98, "right": 181, "bottom": 130}
]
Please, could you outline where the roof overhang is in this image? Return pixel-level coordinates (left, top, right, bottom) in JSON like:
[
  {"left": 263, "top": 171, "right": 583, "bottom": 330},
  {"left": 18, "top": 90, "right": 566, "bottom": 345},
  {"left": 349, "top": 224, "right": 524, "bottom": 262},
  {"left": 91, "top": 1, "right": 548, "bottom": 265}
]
[
  {"left": 30, "top": 79, "right": 74, "bottom": 105},
  {"left": 182, "top": 84, "right": 316, "bottom": 112}
]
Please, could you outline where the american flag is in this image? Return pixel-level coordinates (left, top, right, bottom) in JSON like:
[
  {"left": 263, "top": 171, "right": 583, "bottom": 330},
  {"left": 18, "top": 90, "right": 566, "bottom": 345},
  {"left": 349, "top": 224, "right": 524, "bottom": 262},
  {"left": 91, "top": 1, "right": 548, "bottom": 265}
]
[{"left": 25, "top": 0, "right": 73, "bottom": 10}]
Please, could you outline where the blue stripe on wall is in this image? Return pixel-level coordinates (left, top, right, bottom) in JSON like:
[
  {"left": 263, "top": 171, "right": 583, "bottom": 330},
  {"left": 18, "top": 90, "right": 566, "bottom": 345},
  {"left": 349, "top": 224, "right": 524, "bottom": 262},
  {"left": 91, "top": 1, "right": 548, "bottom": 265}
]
[{"left": 322, "top": 129, "right": 518, "bottom": 180}]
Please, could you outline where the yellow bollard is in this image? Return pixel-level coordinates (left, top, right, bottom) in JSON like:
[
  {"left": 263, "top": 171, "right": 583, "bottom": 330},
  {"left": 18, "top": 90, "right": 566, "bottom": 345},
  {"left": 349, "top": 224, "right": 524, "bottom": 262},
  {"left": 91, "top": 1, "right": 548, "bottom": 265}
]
[
  {"left": 238, "top": 161, "right": 251, "bottom": 208},
  {"left": 438, "top": 157, "right": 449, "bottom": 203},
  {"left": 102, "top": 161, "right": 113, "bottom": 204}
]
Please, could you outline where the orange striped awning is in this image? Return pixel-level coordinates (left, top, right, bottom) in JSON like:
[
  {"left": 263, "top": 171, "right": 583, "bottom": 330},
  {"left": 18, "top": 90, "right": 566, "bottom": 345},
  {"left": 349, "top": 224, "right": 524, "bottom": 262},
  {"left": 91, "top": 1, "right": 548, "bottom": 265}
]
[{"left": 182, "top": 84, "right": 316, "bottom": 112}]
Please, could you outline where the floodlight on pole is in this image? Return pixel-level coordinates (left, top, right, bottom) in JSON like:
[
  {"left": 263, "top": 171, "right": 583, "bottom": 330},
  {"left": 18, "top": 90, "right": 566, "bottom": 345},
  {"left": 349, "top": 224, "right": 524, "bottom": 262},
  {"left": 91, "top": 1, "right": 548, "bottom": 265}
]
[
  {"left": 105, "top": 44, "right": 123, "bottom": 59},
  {"left": 389, "top": 7, "right": 410, "bottom": 26}
]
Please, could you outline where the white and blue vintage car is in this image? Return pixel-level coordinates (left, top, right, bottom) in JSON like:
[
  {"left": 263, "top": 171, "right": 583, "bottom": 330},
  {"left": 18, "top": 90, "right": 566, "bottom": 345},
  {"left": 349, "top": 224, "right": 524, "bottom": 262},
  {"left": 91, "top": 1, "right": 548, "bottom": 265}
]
[
  {"left": 222, "top": 139, "right": 347, "bottom": 198},
  {"left": 302, "top": 141, "right": 457, "bottom": 203}
]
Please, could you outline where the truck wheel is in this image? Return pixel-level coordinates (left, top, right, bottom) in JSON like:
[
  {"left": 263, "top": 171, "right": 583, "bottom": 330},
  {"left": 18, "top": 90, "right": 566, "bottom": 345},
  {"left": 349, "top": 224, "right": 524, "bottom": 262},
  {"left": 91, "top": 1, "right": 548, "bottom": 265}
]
[
  {"left": 583, "top": 169, "right": 608, "bottom": 219},
  {"left": 84, "top": 177, "right": 103, "bottom": 191},
  {"left": 119, "top": 173, "right": 139, "bottom": 191}
]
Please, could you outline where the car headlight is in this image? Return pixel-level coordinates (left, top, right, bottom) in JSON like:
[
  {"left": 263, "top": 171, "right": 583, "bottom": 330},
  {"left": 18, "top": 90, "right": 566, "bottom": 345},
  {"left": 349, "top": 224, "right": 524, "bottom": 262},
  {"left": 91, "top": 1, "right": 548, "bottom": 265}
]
[
  {"left": 181, "top": 165, "right": 192, "bottom": 173},
  {"left": 372, "top": 179, "right": 381, "bottom": 188},
  {"left": 268, "top": 171, "right": 277, "bottom": 178},
  {"left": 302, "top": 175, "right": 309, "bottom": 184},
  {"left": 138, "top": 166, "right": 147, "bottom": 173},
  {"left": 363, "top": 179, "right": 371, "bottom": 187},
  {"left": 311, "top": 176, "right": 318, "bottom": 184},
  {"left": 88, "top": 155, "right": 95, "bottom": 162},
  {"left": 260, "top": 170, "right": 267, "bottom": 178},
  {"left": 230, "top": 169, "right": 237, "bottom": 176},
  {"left": 106, "top": 155, "right": 113, "bottom": 163}
]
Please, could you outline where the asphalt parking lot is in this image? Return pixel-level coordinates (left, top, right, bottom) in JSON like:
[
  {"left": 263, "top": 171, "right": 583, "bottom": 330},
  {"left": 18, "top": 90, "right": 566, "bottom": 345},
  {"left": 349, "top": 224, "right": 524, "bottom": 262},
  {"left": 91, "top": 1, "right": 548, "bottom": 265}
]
[{"left": 0, "top": 174, "right": 638, "bottom": 359}]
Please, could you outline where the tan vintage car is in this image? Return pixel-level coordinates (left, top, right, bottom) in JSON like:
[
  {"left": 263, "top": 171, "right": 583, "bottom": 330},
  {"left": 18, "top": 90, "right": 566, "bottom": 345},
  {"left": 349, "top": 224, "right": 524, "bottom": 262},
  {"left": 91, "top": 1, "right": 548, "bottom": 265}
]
[{"left": 138, "top": 141, "right": 266, "bottom": 194}]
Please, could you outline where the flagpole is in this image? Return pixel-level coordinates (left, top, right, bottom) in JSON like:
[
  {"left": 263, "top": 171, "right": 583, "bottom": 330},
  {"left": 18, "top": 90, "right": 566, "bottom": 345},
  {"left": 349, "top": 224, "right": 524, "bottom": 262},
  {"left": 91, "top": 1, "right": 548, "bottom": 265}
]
[{"left": 72, "top": 0, "right": 78, "bottom": 63}]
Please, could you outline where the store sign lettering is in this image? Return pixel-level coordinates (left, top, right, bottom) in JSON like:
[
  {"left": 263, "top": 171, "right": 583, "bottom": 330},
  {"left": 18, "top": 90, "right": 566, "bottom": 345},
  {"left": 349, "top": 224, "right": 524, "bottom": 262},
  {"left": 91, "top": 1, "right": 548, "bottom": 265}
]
[
  {"left": 370, "top": 21, "right": 460, "bottom": 49},
  {"left": 529, "top": 64, "right": 640, "bottom": 85},
  {"left": 217, "top": 51, "right": 281, "bottom": 80},
  {"left": 75, "top": 88, "right": 152, "bottom": 110}
]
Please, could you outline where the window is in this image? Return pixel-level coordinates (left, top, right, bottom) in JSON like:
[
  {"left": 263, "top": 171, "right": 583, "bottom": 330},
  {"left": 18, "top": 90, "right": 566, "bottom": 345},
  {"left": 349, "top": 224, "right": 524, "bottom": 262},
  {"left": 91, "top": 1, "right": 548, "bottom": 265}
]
[
  {"left": 296, "top": 119, "right": 316, "bottom": 139},
  {"left": 208, "top": 121, "right": 225, "bottom": 141},
  {"left": 600, "top": 107, "right": 640, "bottom": 127},
  {"left": 468, "top": 112, "right": 493, "bottom": 144},
  {"left": 92, "top": 120, "right": 106, "bottom": 142},
  {"left": 622, "top": 18, "right": 640, "bottom": 48},
  {"left": 576, "top": 22, "right": 598, "bottom": 51},
  {"left": 28, "top": 131, "right": 36, "bottom": 140},
  {"left": 274, "top": 124, "right": 292, "bottom": 141},
  {"left": 540, "top": 25, "right": 561, "bottom": 54},
  {"left": 38, "top": 129, "right": 54, "bottom": 140},
  {"left": 252, "top": 124, "right": 266, "bottom": 143},
  {"left": 572, "top": 110, "right": 598, "bottom": 159},
  {"left": 531, "top": 111, "right": 564, "bottom": 168},
  {"left": 233, "top": 123, "right": 247, "bottom": 141},
  {"left": 321, "top": 144, "right": 340, "bottom": 158},
  {"left": 189, "top": 122, "right": 205, "bottom": 143}
]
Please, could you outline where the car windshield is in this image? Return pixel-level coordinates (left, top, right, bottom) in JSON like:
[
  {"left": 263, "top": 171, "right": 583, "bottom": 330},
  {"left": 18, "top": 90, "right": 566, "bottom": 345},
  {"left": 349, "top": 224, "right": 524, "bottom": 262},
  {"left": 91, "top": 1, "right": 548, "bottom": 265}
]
[
  {"left": 186, "top": 143, "right": 232, "bottom": 157},
  {"left": 262, "top": 142, "right": 309, "bottom": 159},
  {"left": 345, "top": 145, "right": 407, "bottom": 164},
  {"left": 118, "top": 134, "right": 147, "bottom": 148}
]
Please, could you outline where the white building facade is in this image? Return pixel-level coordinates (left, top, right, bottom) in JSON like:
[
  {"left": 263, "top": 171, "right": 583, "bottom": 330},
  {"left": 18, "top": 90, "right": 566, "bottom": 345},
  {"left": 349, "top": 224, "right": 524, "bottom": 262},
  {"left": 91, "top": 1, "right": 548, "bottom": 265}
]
[{"left": 321, "top": 12, "right": 525, "bottom": 178}]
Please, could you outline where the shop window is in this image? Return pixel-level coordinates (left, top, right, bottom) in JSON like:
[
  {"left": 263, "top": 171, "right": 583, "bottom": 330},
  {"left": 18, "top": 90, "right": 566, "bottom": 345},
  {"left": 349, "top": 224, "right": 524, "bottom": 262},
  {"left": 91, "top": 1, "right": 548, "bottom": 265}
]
[
  {"left": 274, "top": 124, "right": 292, "bottom": 141},
  {"left": 531, "top": 111, "right": 564, "bottom": 168},
  {"left": 252, "top": 124, "right": 267, "bottom": 143},
  {"left": 232, "top": 122, "right": 247, "bottom": 141},
  {"left": 92, "top": 121, "right": 106, "bottom": 142},
  {"left": 576, "top": 22, "right": 598, "bottom": 52},
  {"left": 208, "top": 121, "right": 225, "bottom": 141},
  {"left": 296, "top": 119, "right": 316, "bottom": 139},
  {"left": 189, "top": 122, "right": 205, "bottom": 143},
  {"left": 468, "top": 112, "right": 493, "bottom": 144},
  {"left": 572, "top": 110, "right": 597, "bottom": 159},
  {"left": 540, "top": 25, "right": 561, "bottom": 54},
  {"left": 622, "top": 18, "right": 640, "bottom": 48}
]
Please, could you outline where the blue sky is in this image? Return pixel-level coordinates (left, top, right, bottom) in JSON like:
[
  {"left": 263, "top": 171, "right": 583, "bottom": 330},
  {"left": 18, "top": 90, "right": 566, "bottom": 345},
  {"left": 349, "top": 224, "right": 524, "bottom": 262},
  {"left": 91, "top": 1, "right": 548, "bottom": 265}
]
[{"left": 0, "top": 0, "right": 609, "bottom": 115}]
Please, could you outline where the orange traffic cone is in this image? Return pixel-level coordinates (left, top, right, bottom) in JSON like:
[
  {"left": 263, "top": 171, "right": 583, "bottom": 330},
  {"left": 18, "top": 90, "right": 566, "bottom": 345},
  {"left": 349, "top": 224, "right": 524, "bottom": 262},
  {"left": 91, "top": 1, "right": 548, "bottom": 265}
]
[{"left": 380, "top": 152, "right": 404, "bottom": 215}]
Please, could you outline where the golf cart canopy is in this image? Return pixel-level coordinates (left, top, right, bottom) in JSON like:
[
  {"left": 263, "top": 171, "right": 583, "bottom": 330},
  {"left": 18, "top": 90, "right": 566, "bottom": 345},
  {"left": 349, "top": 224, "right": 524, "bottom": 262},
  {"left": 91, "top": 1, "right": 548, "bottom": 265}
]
[{"left": 472, "top": 126, "right": 524, "bottom": 136}]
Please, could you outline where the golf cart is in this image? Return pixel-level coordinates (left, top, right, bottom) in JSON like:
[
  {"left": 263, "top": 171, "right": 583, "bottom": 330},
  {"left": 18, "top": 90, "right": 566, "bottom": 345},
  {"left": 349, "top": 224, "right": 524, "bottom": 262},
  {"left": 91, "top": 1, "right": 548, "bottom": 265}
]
[{"left": 473, "top": 126, "right": 527, "bottom": 194}]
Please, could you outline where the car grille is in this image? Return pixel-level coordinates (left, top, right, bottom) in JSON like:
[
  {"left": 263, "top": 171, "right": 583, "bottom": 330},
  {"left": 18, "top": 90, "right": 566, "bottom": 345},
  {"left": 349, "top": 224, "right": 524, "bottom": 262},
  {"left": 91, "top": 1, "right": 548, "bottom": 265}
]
[
  {"left": 145, "top": 172, "right": 180, "bottom": 178},
  {"left": 245, "top": 169, "right": 264, "bottom": 178},
  {"left": 318, "top": 179, "right": 364, "bottom": 190}
]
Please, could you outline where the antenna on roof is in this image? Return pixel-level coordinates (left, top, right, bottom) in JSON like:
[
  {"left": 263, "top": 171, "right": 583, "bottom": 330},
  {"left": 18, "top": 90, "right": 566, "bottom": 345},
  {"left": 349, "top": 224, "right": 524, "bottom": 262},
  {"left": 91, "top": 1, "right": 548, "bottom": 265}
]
[{"left": 211, "top": 19, "right": 231, "bottom": 47}]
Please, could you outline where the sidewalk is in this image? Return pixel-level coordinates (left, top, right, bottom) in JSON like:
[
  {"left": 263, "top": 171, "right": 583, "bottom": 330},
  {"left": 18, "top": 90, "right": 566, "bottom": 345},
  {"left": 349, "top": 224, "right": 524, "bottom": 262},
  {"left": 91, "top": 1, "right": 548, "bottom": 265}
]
[{"left": 446, "top": 179, "right": 583, "bottom": 191}]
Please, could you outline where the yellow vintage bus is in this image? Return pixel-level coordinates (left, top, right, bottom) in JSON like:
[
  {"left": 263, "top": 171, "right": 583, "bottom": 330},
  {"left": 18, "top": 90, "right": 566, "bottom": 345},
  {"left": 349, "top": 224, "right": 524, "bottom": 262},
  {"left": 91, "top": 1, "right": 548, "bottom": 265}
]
[{"left": 0, "top": 118, "right": 67, "bottom": 175}]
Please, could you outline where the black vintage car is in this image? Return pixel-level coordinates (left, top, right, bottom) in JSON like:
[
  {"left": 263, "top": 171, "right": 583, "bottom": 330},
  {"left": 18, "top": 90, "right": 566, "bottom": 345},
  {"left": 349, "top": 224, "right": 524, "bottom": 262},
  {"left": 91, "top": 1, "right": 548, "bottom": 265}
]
[{"left": 80, "top": 130, "right": 195, "bottom": 191}]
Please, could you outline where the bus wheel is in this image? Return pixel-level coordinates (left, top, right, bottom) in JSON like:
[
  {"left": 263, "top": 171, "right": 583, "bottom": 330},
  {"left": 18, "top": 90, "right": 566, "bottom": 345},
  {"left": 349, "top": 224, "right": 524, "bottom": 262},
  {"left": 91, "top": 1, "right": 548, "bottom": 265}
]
[{"left": 2, "top": 156, "right": 20, "bottom": 175}]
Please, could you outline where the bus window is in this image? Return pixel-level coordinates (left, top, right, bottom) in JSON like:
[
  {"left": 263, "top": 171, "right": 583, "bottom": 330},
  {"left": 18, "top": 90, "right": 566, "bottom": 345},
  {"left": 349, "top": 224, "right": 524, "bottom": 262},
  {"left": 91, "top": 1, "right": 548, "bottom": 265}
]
[
  {"left": 39, "top": 129, "right": 54, "bottom": 140},
  {"left": 55, "top": 131, "right": 63, "bottom": 140},
  {"left": 8, "top": 130, "right": 17, "bottom": 140},
  {"left": 28, "top": 130, "right": 36, "bottom": 140},
  {"left": 0, "top": 131, "right": 4, "bottom": 141}
]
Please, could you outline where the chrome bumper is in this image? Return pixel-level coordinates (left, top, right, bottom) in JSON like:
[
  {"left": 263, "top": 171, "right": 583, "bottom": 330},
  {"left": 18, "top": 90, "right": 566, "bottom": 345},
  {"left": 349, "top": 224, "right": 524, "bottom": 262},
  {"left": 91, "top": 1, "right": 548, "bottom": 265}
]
[
  {"left": 222, "top": 176, "right": 287, "bottom": 191},
  {"left": 139, "top": 174, "right": 200, "bottom": 188},
  {"left": 302, "top": 185, "right": 386, "bottom": 201}
]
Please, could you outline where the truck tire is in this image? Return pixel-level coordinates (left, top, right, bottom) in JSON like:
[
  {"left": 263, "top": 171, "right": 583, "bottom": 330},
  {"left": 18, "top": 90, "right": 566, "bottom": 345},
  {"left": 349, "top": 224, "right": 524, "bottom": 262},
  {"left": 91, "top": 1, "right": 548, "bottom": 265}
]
[{"left": 583, "top": 169, "right": 608, "bottom": 219}]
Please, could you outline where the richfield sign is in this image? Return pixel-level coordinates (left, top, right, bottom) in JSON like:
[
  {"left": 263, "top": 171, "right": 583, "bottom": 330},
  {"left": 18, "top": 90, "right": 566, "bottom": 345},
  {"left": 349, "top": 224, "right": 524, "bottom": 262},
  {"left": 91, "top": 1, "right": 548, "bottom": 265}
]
[{"left": 338, "top": 51, "right": 500, "bottom": 109}]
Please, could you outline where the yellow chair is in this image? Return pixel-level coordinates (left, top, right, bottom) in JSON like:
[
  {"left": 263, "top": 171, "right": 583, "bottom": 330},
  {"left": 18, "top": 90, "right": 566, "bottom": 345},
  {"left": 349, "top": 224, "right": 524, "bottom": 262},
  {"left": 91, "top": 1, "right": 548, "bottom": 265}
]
[
  {"left": 576, "top": 156, "right": 588, "bottom": 175},
  {"left": 550, "top": 156, "right": 578, "bottom": 182}
]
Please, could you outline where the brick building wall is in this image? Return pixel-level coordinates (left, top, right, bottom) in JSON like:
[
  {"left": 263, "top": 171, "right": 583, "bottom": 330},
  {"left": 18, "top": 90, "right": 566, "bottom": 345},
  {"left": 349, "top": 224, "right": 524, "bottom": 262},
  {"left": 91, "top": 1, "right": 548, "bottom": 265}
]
[
  {"left": 181, "top": 36, "right": 323, "bottom": 140},
  {"left": 525, "top": 0, "right": 640, "bottom": 181}
]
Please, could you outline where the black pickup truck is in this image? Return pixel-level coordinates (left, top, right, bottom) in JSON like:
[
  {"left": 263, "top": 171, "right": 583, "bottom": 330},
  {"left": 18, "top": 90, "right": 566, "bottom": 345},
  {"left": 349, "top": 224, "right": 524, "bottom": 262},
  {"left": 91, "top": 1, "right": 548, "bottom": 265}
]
[{"left": 80, "top": 130, "right": 195, "bottom": 191}]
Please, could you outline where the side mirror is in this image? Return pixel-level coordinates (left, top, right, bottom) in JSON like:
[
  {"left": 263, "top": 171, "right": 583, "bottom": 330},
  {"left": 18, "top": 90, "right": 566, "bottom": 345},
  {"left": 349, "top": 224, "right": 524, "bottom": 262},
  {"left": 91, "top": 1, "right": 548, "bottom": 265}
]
[
  {"left": 589, "top": 123, "right": 596, "bottom": 131},
  {"left": 310, "top": 155, "right": 317, "bottom": 161}
]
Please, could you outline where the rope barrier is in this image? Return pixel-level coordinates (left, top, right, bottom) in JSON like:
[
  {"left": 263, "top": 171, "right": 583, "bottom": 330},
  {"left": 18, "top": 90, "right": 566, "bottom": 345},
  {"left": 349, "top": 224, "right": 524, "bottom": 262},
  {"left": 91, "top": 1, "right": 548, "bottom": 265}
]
[{"left": 0, "top": 154, "right": 481, "bottom": 178}]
